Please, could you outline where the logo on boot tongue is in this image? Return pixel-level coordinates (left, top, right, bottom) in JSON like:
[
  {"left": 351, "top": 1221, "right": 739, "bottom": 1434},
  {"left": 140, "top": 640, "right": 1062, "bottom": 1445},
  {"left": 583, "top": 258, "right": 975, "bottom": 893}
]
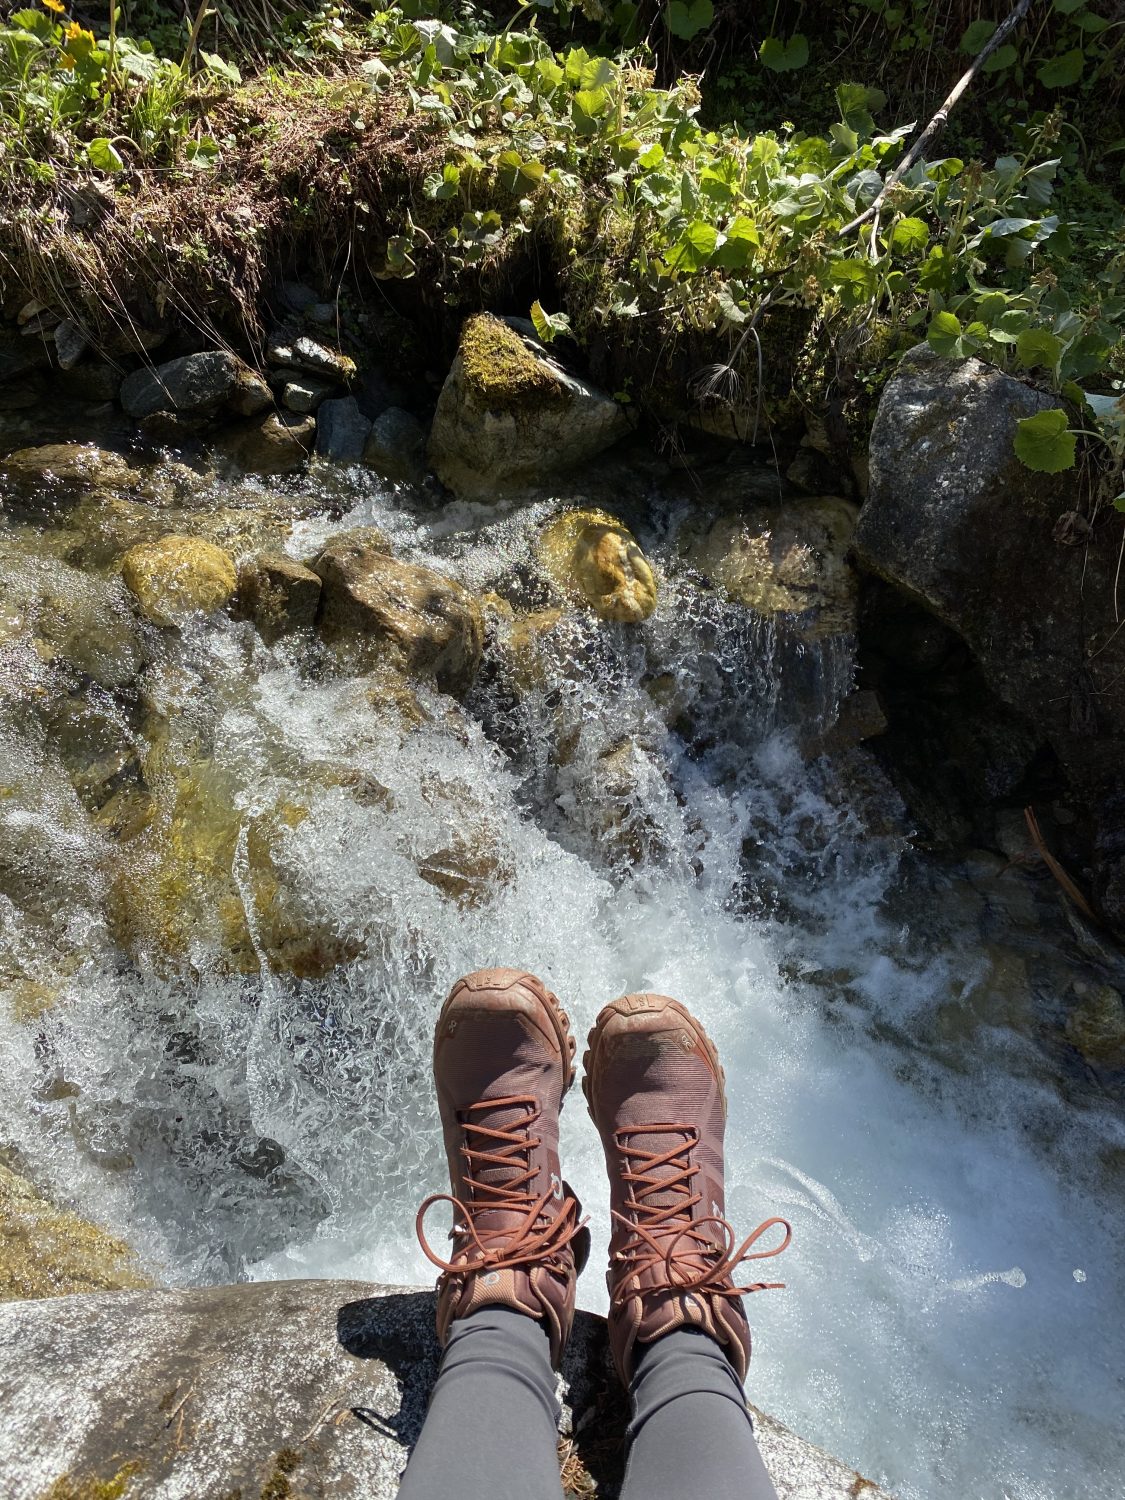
[{"left": 551, "top": 1173, "right": 563, "bottom": 1200}]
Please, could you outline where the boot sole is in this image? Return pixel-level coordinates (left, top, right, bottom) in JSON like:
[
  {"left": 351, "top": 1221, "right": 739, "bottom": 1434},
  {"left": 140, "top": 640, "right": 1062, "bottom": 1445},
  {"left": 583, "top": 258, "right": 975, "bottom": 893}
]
[
  {"left": 437, "top": 969, "right": 578, "bottom": 1094},
  {"left": 582, "top": 992, "right": 727, "bottom": 1120}
]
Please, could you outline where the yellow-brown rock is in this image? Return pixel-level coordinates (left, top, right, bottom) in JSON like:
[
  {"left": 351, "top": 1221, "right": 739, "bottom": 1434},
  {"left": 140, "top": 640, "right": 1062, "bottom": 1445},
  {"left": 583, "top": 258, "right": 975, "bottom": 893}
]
[
  {"left": 0, "top": 1162, "right": 149, "bottom": 1303},
  {"left": 120, "top": 534, "right": 237, "bottom": 626},
  {"left": 686, "top": 497, "right": 858, "bottom": 638},
  {"left": 538, "top": 509, "right": 657, "bottom": 623}
]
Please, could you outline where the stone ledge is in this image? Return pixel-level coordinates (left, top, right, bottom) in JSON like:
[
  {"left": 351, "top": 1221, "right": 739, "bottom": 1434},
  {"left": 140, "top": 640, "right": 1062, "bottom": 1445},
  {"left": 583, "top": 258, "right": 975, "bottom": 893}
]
[{"left": 0, "top": 1279, "right": 891, "bottom": 1499}]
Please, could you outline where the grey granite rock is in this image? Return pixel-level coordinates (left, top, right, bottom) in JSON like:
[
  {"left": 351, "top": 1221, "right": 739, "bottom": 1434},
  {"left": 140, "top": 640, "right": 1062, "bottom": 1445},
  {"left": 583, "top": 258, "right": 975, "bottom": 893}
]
[
  {"left": 0, "top": 1279, "right": 891, "bottom": 1499},
  {"left": 363, "top": 406, "right": 426, "bottom": 484},
  {"left": 120, "top": 351, "right": 270, "bottom": 419},
  {"left": 855, "top": 344, "right": 1125, "bottom": 935},
  {"left": 316, "top": 396, "right": 373, "bottom": 462}
]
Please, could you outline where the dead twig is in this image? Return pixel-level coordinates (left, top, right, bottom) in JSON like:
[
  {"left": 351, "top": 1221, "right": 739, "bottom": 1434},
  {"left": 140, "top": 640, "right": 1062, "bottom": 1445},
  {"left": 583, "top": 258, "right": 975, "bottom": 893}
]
[
  {"left": 839, "top": 0, "right": 1039, "bottom": 239},
  {"left": 1024, "top": 806, "right": 1099, "bottom": 923}
]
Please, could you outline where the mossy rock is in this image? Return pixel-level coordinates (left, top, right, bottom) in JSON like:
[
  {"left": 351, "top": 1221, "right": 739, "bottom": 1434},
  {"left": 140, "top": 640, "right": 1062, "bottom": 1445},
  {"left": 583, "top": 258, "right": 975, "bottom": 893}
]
[
  {"left": 104, "top": 751, "right": 362, "bottom": 981},
  {"left": 428, "top": 317, "right": 631, "bottom": 500},
  {"left": 0, "top": 1163, "right": 149, "bottom": 1303},
  {"left": 538, "top": 509, "right": 657, "bottom": 624},
  {"left": 458, "top": 313, "right": 569, "bottom": 414},
  {"left": 120, "top": 535, "right": 238, "bottom": 626}
]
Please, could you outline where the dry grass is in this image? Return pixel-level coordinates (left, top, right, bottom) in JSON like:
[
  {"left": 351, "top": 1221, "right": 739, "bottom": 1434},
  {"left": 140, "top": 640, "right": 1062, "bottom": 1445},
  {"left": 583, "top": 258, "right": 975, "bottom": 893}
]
[{"left": 0, "top": 72, "right": 445, "bottom": 367}]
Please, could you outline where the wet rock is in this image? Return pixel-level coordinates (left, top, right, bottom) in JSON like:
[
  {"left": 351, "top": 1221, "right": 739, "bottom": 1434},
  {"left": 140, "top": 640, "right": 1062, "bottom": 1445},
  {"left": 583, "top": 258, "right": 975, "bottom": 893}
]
[
  {"left": 429, "top": 314, "right": 630, "bottom": 499},
  {"left": 802, "top": 689, "right": 887, "bottom": 757},
  {"left": 786, "top": 445, "right": 844, "bottom": 495},
  {"left": 105, "top": 742, "right": 365, "bottom": 979},
  {"left": 1066, "top": 984, "right": 1125, "bottom": 1066},
  {"left": 316, "top": 395, "right": 372, "bottom": 462},
  {"left": 69, "top": 490, "right": 312, "bottom": 571},
  {"left": 267, "top": 332, "right": 356, "bottom": 383},
  {"left": 238, "top": 551, "right": 322, "bottom": 641},
  {"left": 120, "top": 534, "right": 238, "bottom": 626},
  {"left": 57, "top": 361, "right": 124, "bottom": 403},
  {"left": 220, "top": 410, "right": 316, "bottom": 475},
  {"left": 0, "top": 442, "right": 135, "bottom": 513},
  {"left": 0, "top": 1280, "right": 889, "bottom": 1500},
  {"left": 539, "top": 509, "right": 657, "bottom": 623},
  {"left": 415, "top": 779, "right": 513, "bottom": 909},
  {"left": 363, "top": 406, "right": 426, "bottom": 484},
  {"left": 119, "top": 351, "right": 270, "bottom": 420},
  {"left": 315, "top": 530, "right": 483, "bottom": 695},
  {"left": 687, "top": 497, "right": 858, "bottom": 637},
  {"left": 0, "top": 544, "right": 142, "bottom": 692},
  {"left": 53, "top": 318, "right": 88, "bottom": 371},
  {"left": 0, "top": 322, "right": 50, "bottom": 384},
  {"left": 0, "top": 1163, "right": 149, "bottom": 1303},
  {"left": 282, "top": 377, "right": 335, "bottom": 414},
  {"left": 856, "top": 345, "right": 1125, "bottom": 936}
]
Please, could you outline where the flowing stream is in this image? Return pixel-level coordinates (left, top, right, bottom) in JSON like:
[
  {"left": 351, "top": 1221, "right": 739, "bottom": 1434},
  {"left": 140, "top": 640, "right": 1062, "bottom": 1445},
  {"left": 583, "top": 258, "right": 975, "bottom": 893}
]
[{"left": 1, "top": 451, "right": 1123, "bottom": 1500}]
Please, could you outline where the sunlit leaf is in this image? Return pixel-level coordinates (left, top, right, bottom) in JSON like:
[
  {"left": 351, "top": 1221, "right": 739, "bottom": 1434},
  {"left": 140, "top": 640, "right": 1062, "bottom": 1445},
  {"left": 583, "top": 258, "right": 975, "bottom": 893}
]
[
  {"left": 759, "top": 34, "right": 809, "bottom": 72},
  {"left": 1014, "top": 409, "right": 1077, "bottom": 472}
]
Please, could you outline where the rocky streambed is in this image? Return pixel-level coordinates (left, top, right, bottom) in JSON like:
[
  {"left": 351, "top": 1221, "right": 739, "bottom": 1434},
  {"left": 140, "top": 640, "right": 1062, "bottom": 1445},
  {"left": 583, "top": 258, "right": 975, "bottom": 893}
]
[{"left": 1, "top": 301, "right": 1124, "bottom": 1500}]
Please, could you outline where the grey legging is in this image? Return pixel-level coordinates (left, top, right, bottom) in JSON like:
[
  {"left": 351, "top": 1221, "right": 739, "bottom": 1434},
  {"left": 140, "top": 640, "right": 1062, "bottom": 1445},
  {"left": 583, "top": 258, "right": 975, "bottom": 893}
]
[{"left": 397, "top": 1306, "right": 779, "bottom": 1500}]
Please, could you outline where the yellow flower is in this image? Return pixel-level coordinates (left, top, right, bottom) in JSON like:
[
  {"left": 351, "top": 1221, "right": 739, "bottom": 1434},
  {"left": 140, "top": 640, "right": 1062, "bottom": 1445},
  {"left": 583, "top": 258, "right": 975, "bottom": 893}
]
[{"left": 42, "top": 0, "right": 67, "bottom": 13}]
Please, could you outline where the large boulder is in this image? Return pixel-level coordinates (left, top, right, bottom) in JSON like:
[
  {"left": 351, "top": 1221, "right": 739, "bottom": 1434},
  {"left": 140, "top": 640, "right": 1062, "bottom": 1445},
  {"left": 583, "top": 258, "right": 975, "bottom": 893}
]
[
  {"left": 0, "top": 1279, "right": 893, "bottom": 1500},
  {"left": 0, "top": 1163, "right": 148, "bottom": 1303},
  {"left": 315, "top": 529, "right": 483, "bottom": 694},
  {"left": 119, "top": 351, "right": 271, "bottom": 420},
  {"left": 855, "top": 346, "right": 1125, "bottom": 930},
  {"left": 429, "top": 315, "right": 631, "bottom": 499}
]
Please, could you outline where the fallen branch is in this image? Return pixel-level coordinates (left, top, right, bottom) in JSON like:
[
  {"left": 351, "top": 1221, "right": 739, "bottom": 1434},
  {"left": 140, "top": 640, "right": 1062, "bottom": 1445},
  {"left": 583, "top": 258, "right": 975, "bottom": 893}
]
[
  {"left": 1024, "top": 806, "right": 1099, "bottom": 923},
  {"left": 839, "top": 0, "right": 1039, "bottom": 239}
]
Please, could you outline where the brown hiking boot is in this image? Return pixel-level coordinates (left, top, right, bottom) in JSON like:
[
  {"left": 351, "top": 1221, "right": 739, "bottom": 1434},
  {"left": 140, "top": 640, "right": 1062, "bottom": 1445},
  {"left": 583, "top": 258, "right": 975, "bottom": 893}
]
[
  {"left": 416, "top": 967, "right": 589, "bottom": 1367},
  {"left": 583, "top": 992, "right": 790, "bottom": 1384}
]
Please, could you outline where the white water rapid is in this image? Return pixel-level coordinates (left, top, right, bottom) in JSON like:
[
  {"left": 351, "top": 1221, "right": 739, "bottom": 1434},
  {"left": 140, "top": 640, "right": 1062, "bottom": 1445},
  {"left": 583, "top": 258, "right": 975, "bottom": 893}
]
[{"left": 1, "top": 460, "right": 1122, "bottom": 1500}]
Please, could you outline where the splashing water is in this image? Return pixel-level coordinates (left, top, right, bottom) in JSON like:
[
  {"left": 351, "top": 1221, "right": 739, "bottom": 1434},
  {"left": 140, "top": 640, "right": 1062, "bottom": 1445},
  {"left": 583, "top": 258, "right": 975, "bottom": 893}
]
[{"left": 1, "top": 464, "right": 1123, "bottom": 1500}]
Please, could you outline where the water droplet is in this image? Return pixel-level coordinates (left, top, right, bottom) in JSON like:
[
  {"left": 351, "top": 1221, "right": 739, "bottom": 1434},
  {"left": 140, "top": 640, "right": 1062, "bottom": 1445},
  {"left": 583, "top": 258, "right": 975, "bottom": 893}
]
[{"left": 1073, "top": 1269, "right": 1087, "bottom": 1284}]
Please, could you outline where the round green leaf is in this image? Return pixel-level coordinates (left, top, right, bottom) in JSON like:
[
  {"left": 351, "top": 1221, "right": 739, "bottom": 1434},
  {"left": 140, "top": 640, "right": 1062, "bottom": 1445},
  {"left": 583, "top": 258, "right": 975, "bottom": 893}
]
[
  {"left": 1013, "top": 409, "right": 1077, "bottom": 473},
  {"left": 759, "top": 34, "right": 809, "bottom": 72},
  {"left": 1037, "top": 49, "right": 1085, "bottom": 88},
  {"left": 927, "top": 310, "right": 963, "bottom": 356},
  {"left": 959, "top": 19, "right": 997, "bottom": 56},
  {"left": 891, "top": 216, "right": 929, "bottom": 255},
  {"left": 1015, "top": 328, "right": 1063, "bottom": 369},
  {"left": 87, "top": 138, "right": 124, "bottom": 173}
]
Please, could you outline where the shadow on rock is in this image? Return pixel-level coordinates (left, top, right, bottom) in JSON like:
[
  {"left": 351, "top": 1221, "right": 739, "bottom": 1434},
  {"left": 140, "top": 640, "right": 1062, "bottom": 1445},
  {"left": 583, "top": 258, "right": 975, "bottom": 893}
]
[{"left": 337, "top": 1291, "right": 628, "bottom": 1497}]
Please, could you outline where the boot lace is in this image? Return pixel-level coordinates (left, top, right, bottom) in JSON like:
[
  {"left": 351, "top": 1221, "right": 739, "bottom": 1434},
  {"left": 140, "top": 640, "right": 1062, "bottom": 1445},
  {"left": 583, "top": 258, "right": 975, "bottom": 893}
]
[
  {"left": 610, "top": 1122, "right": 790, "bottom": 1305},
  {"left": 417, "top": 1094, "right": 586, "bottom": 1275}
]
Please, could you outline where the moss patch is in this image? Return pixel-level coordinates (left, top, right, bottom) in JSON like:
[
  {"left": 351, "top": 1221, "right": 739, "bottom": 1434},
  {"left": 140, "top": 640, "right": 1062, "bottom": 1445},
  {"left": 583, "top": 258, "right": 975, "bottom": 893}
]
[
  {"left": 0, "top": 1163, "right": 149, "bottom": 1303},
  {"left": 458, "top": 314, "right": 569, "bottom": 414},
  {"left": 260, "top": 1447, "right": 303, "bottom": 1500},
  {"left": 41, "top": 1466, "right": 140, "bottom": 1500}
]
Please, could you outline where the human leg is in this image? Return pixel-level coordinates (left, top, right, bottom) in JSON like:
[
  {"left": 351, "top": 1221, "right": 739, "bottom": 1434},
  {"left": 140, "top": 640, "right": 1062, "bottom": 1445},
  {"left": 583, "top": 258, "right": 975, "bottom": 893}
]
[
  {"left": 620, "top": 1328, "right": 778, "bottom": 1500},
  {"left": 397, "top": 1305, "right": 565, "bottom": 1500}
]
